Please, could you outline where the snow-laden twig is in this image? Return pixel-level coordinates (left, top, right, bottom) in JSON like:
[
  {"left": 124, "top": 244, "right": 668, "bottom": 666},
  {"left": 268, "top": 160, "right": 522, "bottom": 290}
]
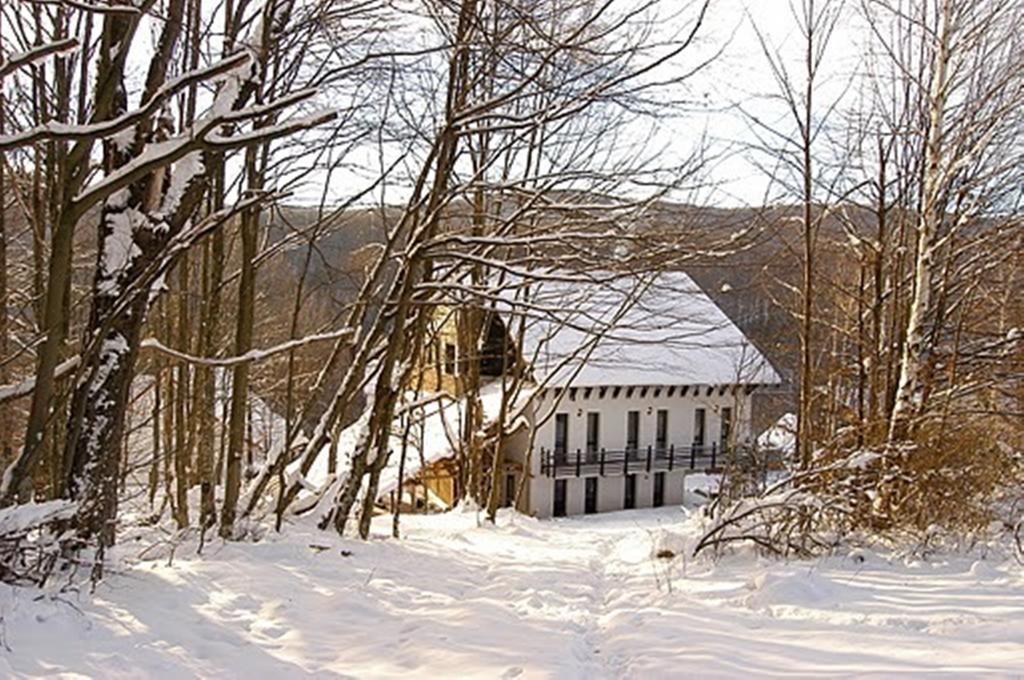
[
  {"left": 36, "top": 0, "right": 145, "bottom": 16},
  {"left": 72, "top": 88, "right": 330, "bottom": 211}
]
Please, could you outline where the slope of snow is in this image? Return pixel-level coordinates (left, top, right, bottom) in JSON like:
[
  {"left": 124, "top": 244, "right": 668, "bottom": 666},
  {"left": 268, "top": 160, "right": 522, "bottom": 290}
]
[{"left": 2, "top": 494, "right": 1022, "bottom": 677}]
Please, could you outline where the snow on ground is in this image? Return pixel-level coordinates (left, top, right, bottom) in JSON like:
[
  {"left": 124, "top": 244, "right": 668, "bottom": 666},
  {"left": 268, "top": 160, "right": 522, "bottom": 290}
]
[{"left": 2, "top": 494, "right": 1023, "bottom": 677}]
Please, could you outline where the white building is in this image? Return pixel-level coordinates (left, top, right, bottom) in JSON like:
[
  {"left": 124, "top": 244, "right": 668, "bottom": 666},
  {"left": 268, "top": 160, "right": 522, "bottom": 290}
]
[
  {"left": 503, "top": 271, "right": 780, "bottom": 517},
  {"left": 377, "top": 270, "right": 781, "bottom": 518}
]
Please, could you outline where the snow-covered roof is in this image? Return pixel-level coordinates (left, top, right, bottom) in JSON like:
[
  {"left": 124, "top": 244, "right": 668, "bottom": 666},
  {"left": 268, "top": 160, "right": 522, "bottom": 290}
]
[
  {"left": 500, "top": 270, "right": 780, "bottom": 388},
  {"left": 294, "top": 381, "right": 533, "bottom": 503},
  {"left": 374, "top": 381, "right": 533, "bottom": 496},
  {"left": 757, "top": 412, "right": 796, "bottom": 454}
]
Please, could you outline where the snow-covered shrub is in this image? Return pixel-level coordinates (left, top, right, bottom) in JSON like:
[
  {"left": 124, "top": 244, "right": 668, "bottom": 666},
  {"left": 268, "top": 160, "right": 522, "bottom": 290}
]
[
  {"left": 695, "top": 423, "right": 1023, "bottom": 558},
  {"left": 0, "top": 500, "right": 80, "bottom": 586}
]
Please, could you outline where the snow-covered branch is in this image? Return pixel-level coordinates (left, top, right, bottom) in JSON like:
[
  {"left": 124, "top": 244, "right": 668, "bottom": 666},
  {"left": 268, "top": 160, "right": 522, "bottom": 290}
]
[
  {"left": 0, "top": 356, "right": 80, "bottom": 405},
  {"left": 0, "top": 52, "right": 250, "bottom": 152},
  {"left": 73, "top": 89, "right": 332, "bottom": 211},
  {"left": 138, "top": 328, "right": 354, "bottom": 368},
  {"left": 0, "top": 37, "right": 78, "bottom": 80}
]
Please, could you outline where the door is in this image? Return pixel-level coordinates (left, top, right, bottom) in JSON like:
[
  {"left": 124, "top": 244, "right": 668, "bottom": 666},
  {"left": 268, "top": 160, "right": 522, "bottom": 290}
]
[
  {"left": 624, "top": 474, "right": 637, "bottom": 509},
  {"left": 694, "top": 408, "right": 706, "bottom": 451},
  {"left": 586, "top": 412, "right": 600, "bottom": 462},
  {"left": 585, "top": 477, "right": 598, "bottom": 514},
  {"left": 653, "top": 472, "right": 665, "bottom": 507},
  {"left": 553, "top": 479, "right": 567, "bottom": 517},
  {"left": 554, "top": 413, "right": 569, "bottom": 465},
  {"left": 656, "top": 409, "right": 669, "bottom": 455},
  {"left": 720, "top": 407, "right": 732, "bottom": 454},
  {"left": 504, "top": 473, "right": 516, "bottom": 508},
  {"left": 626, "top": 410, "right": 640, "bottom": 460}
]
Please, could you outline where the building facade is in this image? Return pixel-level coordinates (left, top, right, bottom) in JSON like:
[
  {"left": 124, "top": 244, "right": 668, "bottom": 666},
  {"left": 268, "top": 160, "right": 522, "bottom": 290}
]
[{"left": 508, "top": 383, "right": 754, "bottom": 518}]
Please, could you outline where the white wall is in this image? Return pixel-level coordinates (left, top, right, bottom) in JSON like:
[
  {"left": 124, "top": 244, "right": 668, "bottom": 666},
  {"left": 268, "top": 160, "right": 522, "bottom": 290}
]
[
  {"left": 521, "top": 385, "right": 756, "bottom": 518},
  {"left": 597, "top": 476, "right": 625, "bottom": 513},
  {"left": 529, "top": 469, "right": 689, "bottom": 518}
]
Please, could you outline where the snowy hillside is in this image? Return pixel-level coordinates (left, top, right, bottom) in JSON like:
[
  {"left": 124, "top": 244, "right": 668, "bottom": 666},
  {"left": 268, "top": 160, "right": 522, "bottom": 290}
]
[{"left": 2, "top": 489, "right": 1022, "bottom": 677}]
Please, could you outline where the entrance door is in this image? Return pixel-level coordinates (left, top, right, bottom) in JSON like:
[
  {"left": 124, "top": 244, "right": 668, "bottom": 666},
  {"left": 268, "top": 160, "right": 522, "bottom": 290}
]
[
  {"left": 554, "top": 413, "right": 569, "bottom": 465},
  {"left": 626, "top": 410, "right": 640, "bottom": 460},
  {"left": 653, "top": 472, "right": 665, "bottom": 507},
  {"left": 656, "top": 409, "right": 669, "bottom": 455},
  {"left": 553, "top": 479, "right": 567, "bottom": 517},
  {"left": 585, "top": 477, "right": 598, "bottom": 514},
  {"left": 504, "top": 473, "right": 516, "bottom": 508},
  {"left": 624, "top": 474, "right": 637, "bottom": 509},
  {"left": 694, "top": 407, "right": 706, "bottom": 450},
  {"left": 586, "top": 412, "right": 600, "bottom": 462}
]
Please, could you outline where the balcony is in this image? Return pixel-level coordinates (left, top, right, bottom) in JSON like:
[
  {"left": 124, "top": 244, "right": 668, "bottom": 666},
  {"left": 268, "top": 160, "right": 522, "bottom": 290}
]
[{"left": 538, "top": 443, "right": 743, "bottom": 478}]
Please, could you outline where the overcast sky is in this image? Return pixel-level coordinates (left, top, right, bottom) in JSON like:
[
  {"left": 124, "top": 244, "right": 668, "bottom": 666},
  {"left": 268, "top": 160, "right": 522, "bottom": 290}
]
[
  {"left": 651, "top": 0, "right": 866, "bottom": 206},
  {"left": 276, "top": 0, "right": 869, "bottom": 209}
]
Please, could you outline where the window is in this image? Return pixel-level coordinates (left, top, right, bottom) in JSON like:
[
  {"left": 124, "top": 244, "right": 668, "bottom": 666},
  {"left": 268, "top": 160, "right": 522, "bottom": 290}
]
[
  {"left": 553, "top": 479, "right": 567, "bottom": 517},
  {"left": 694, "top": 408, "right": 706, "bottom": 449},
  {"left": 626, "top": 410, "right": 640, "bottom": 460},
  {"left": 554, "top": 413, "right": 569, "bottom": 464},
  {"left": 653, "top": 472, "right": 665, "bottom": 507},
  {"left": 444, "top": 343, "right": 457, "bottom": 375},
  {"left": 585, "top": 477, "right": 598, "bottom": 514},
  {"left": 656, "top": 409, "right": 668, "bottom": 453},
  {"left": 720, "top": 407, "right": 732, "bottom": 453},
  {"left": 586, "top": 412, "right": 600, "bottom": 461},
  {"left": 624, "top": 474, "right": 637, "bottom": 509}
]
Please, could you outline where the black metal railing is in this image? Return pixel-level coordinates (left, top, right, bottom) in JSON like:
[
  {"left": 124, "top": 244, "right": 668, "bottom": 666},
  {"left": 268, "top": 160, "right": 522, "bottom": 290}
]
[{"left": 539, "top": 443, "right": 744, "bottom": 478}]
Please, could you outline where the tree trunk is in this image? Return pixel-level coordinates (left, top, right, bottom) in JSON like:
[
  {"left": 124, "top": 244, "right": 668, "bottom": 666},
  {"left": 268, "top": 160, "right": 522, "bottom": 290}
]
[
  {"left": 889, "top": 0, "right": 952, "bottom": 442},
  {"left": 220, "top": 172, "right": 258, "bottom": 538}
]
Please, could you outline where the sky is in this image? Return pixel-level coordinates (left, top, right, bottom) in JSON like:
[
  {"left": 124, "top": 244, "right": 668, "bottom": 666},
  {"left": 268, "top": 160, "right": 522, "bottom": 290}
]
[
  {"left": 649, "top": 0, "right": 866, "bottom": 206},
  {"left": 105, "top": 0, "right": 867, "bottom": 210},
  {"left": 296, "top": 0, "right": 869, "bottom": 209}
]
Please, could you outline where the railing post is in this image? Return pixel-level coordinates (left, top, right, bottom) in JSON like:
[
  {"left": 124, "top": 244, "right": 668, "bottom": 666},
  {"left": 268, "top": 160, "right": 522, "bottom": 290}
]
[
  {"left": 600, "top": 448, "right": 606, "bottom": 476},
  {"left": 575, "top": 449, "right": 581, "bottom": 477},
  {"left": 711, "top": 441, "right": 717, "bottom": 470},
  {"left": 669, "top": 444, "right": 674, "bottom": 471},
  {"left": 690, "top": 443, "right": 697, "bottom": 470},
  {"left": 646, "top": 445, "right": 652, "bottom": 472},
  {"left": 624, "top": 450, "right": 629, "bottom": 475}
]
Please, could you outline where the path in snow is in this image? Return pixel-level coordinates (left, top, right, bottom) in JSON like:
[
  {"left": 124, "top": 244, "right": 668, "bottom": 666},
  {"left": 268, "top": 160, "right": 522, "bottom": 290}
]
[{"left": 2, "top": 507, "right": 1024, "bottom": 678}]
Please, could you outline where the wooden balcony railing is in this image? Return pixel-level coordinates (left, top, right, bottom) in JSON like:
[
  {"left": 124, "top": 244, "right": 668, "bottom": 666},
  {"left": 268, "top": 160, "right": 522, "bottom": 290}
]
[{"left": 539, "top": 443, "right": 744, "bottom": 478}]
